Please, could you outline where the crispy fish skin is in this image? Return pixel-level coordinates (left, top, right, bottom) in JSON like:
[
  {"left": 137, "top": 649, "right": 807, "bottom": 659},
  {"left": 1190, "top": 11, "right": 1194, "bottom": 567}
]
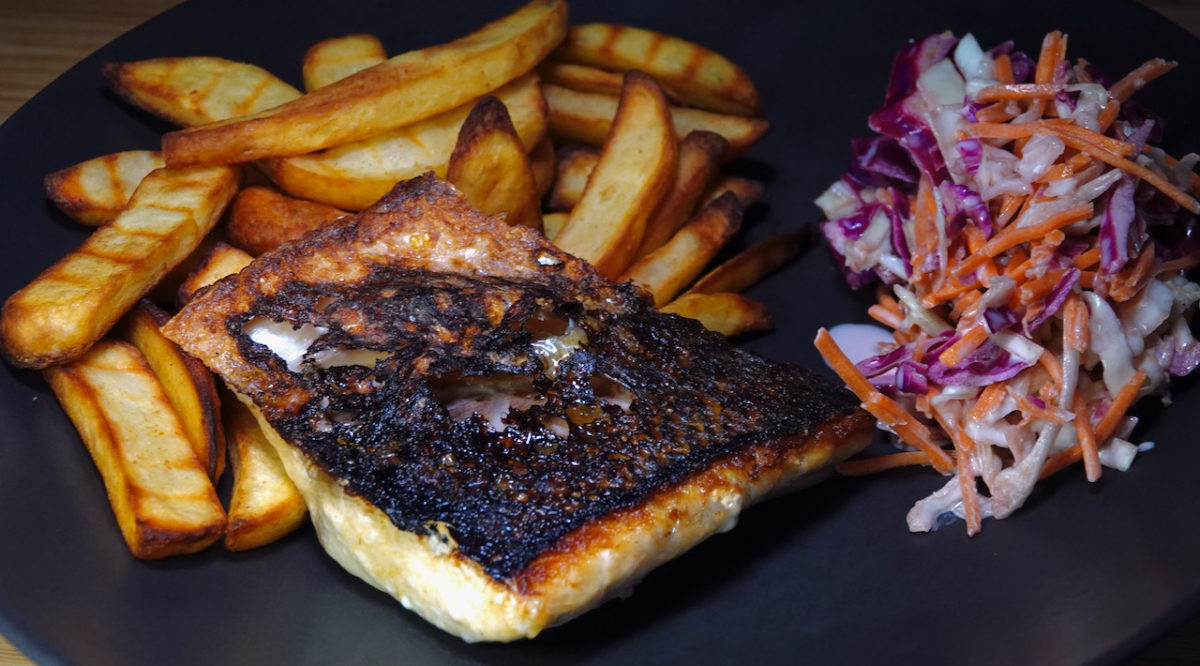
[{"left": 163, "top": 174, "right": 872, "bottom": 640}]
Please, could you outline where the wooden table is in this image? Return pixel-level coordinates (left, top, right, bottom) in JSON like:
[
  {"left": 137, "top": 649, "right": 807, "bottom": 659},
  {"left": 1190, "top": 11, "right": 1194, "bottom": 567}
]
[{"left": 1, "top": 0, "right": 1199, "bottom": 663}]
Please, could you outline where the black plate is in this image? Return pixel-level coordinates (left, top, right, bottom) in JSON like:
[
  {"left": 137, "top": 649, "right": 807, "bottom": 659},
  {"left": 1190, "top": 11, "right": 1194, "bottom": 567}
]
[{"left": 3, "top": 0, "right": 1199, "bottom": 664}]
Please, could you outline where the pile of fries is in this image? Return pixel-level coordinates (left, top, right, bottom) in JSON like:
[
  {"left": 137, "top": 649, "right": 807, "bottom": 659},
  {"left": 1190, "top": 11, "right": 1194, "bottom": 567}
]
[{"left": 0, "top": 0, "right": 804, "bottom": 560}]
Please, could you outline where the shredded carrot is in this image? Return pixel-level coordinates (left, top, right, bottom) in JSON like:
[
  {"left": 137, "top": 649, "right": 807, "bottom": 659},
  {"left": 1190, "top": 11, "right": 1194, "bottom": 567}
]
[
  {"left": 1011, "top": 390, "right": 1070, "bottom": 425},
  {"left": 1152, "top": 254, "right": 1200, "bottom": 278},
  {"left": 974, "top": 83, "right": 1065, "bottom": 102},
  {"left": 1038, "top": 350, "right": 1063, "bottom": 387},
  {"left": 868, "top": 304, "right": 905, "bottom": 329},
  {"left": 1095, "top": 370, "right": 1147, "bottom": 442},
  {"left": 993, "top": 53, "right": 1015, "bottom": 85},
  {"left": 1018, "top": 268, "right": 1068, "bottom": 305},
  {"left": 970, "top": 383, "right": 1009, "bottom": 422},
  {"left": 1040, "top": 445, "right": 1082, "bottom": 479},
  {"left": 1073, "top": 394, "right": 1102, "bottom": 482},
  {"left": 995, "top": 194, "right": 1026, "bottom": 228},
  {"left": 1040, "top": 122, "right": 1137, "bottom": 157},
  {"left": 1109, "top": 244, "right": 1157, "bottom": 302},
  {"left": 1110, "top": 58, "right": 1177, "bottom": 102},
  {"left": 931, "top": 411, "right": 983, "bottom": 535},
  {"left": 954, "top": 203, "right": 1094, "bottom": 277},
  {"left": 814, "top": 329, "right": 956, "bottom": 474},
  {"left": 1067, "top": 151, "right": 1093, "bottom": 171},
  {"left": 1097, "top": 101, "right": 1121, "bottom": 133},
  {"left": 962, "top": 122, "right": 1038, "bottom": 141},
  {"left": 1072, "top": 246, "right": 1102, "bottom": 269},
  {"left": 1035, "top": 31, "right": 1067, "bottom": 85},
  {"left": 938, "top": 324, "right": 989, "bottom": 367},
  {"left": 836, "top": 451, "right": 936, "bottom": 476},
  {"left": 976, "top": 102, "right": 1019, "bottom": 123},
  {"left": 1063, "top": 294, "right": 1089, "bottom": 353},
  {"left": 1054, "top": 132, "right": 1200, "bottom": 214}
]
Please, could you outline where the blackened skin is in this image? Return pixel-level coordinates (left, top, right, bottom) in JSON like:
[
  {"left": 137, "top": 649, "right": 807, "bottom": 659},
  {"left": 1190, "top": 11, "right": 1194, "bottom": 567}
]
[{"left": 234, "top": 262, "right": 860, "bottom": 581}]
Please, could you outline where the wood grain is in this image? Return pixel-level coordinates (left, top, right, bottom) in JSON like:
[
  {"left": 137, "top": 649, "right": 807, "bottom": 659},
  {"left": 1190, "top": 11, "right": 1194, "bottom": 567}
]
[{"left": 0, "top": 0, "right": 1197, "bottom": 664}]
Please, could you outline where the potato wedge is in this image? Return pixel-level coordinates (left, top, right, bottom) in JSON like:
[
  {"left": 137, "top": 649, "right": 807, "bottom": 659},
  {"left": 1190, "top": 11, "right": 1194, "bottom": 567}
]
[
  {"left": 545, "top": 144, "right": 599, "bottom": 212},
  {"left": 162, "top": 0, "right": 567, "bottom": 167},
  {"left": 262, "top": 72, "right": 546, "bottom": 210},
  {"left": 43, "top": 340, "right": 226, "bottom": 558},
  {"left": 177, "top": 242, "right": 255, "bottom": 305},
  {"left": 621, "top": 192, "right": 742, "bottom": 306},
  {"left": 553, "top": 71, "right": 678, "bottom": 278},
  {"left": 687, "top": 227, "right": 810, "bottom": 295},
  {"left": 103, "top": 57, "right": 302, "bottom": 127},
  {"left": 635, "top": 130, "right": 728, "bottom": 259},
  {"left": 539, "top": 60, "right": 625, "bottom": 97},
  {"left": 553, "top": 23, "right": 760, "bottom": 116},
  {"left": 543, "top": 84, "right": 769, "bottom": 157},
  {"left": 447, "top": 96, "right": 542, "bottom": 229},
  {"left": 116, "top": 299, "right": 225, "bottom": 481},
  {"left": 223, "top": 395, "right": 307, "bottom": 551},
  {"left": 1, "top": 165, "right": 241, "bottom": 369},
  {"left": 660, "top": 292, "right": 772, "bottom": 337},
  {"left": 227, "top": 185, "right": 348, "bottom": 255},
  {"left": 303, "top": 34, "right": 387, "bottom": 91},
  {"left": 44, "top": 150, "right": 165, "bottom": 226}
]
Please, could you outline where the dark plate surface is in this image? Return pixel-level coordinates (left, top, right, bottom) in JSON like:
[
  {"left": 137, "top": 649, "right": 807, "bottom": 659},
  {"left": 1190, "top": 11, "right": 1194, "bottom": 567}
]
[{"left": 2, "top": 0, "right": 1199, "bottom": 664}]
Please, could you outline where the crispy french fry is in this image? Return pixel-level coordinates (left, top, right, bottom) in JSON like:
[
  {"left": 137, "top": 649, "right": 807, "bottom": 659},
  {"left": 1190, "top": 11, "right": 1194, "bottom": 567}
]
[
  {"left": 539, "top": 60, "right": 686, "bottom": 104},
  {"left": 553, "top": 23, "right": 761, "bottom": 116},
  {"left": 262, "top": 73, "right": 547, "bottom": 210},
  {"left": 43, "top": 340, "right": 226, "bottom": 558},
  {"left": 553, "top": 71, "right": 678, "bottom": 278},
  {"left": 116, "top": 299, "right": 226, "bottom": 481},
  {"left": 44, "top": 150, "right": 165, "bottom": 226},
  {"left": 177, "top": 242, "right": 255, "bottom": 305},
  {"left": 687, "top": 227, "right": 811, "bottom": 295},
  {"left": 543, "top": 84, "right": 769, "bottom": 157},
  {"left": 0, "top": 165, "right": 241, "bottom": 369},
  {"left": 542, "top": 211, "right": 569, "bottom": 240},
  {"left": 660, "top": 291, "right": 772, "bottom": 337},
  {"left": 227, "top": 186, "right": 348, "bottom": 255},
  {"left": 162, "top": 0, "right": 567, "bottom": 167},
  {"left": 545, "top": 144, "right": 599, "bottom": 212},
  {"left": 635, "top": 130, "right": 728, "bottom": 259},
  {"left": 447, "top": 97, "right": 542, "bottom": 229},
  {"left": 621, "top": 192, "right": 742, "bottom": 306},
  {"left": 223, "top": 395, "right": 307, "bottom": 551},
  {"left": 528, "top": 135, "right": 556, "bottom": 199},
  {"left": 103, "top": 57, "right": 302, "bottom": 127},
  {"left": 303, "top": 34, "right": 387, "bottom": 91},
  {"left": 702, "top": 174, "right": 766, "bottom": 207}
]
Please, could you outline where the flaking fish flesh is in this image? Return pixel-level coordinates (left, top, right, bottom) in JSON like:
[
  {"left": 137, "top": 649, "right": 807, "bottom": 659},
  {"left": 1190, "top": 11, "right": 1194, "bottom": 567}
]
[{"left": 163, "top": 174, "right": 873, "bottom": 641}]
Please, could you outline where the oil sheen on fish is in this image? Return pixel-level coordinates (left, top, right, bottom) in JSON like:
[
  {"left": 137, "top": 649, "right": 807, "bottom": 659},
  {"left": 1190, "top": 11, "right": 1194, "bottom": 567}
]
[{"left": 163, "top": 174, "right": 873, "bottom": 641}]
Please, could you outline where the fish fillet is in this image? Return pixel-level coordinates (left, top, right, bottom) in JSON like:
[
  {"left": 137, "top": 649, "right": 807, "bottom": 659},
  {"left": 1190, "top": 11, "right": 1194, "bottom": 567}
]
[{"left": 163, "top": 174, "right": 873, "bottom": 641}]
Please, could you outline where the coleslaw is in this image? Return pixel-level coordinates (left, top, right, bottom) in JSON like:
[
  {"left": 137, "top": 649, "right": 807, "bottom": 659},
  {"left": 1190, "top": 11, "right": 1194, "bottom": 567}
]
[{"left": 813, "top": 30, "right": 1200, "bottom": 534}]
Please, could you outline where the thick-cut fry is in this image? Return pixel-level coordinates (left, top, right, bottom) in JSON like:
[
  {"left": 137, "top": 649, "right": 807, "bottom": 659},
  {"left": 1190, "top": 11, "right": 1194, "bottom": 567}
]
[
  {"left": 117, "top": 299, "right": 225, "bottom": 481},
  {"left": 303, "top": 34, "right": 388, "bottom": 91},
  {"left": 43, "top": 340, "right": 226, "bottom": 559},
  {"left": 1, "top": 165, "right": 241, "bottom": 369},
  {"left": 103, "top": 57, "right": 303, "bottom": 127},
  {"left": 447, "top": 96, "right": 542, "bottom": 229},
  {"left": 528, "top": 136, "right": 556, "bottom": 199},
  {"left": 227, "top": 185, "right": 348, "bottom": 255},
  {"left": 660, "top": 292, "right": 772, "bottom": 336},
  {"left": 702, "top": 174, "right": 766, "bottom": 207},
  {"left": 44, "top": 150, "right": 165, "bottom": 226},
  {"left": 686, "top": 227, "right": 809, "bottom": 295},
  {"left": 545, "top": 144, "right": 600, "bottom": 212},
  {"left": 542, "top": 212, "right": 569, "bottom": 240},
  {"left": 635, "top": 130, "right": 729, "bottom": 259},
  {"left": 223, "top": 395, "right": 307, "bottom": 551},
  {"left": 543, "top": 84, "right": 770, "bottom": 157},
  {"left": 539, "top": 61, "right": 626, "bottom": 97},
  {"left": 553, "top": 22, "right": 761, "bottom": 115},
  {"left": 621, "top": 193, "right": 742, "bottom": 306},
  {"left": 177, "top": 242, "right": 255, "bottom": 305},
  {"left": 162, "top": 0, "right": 567, "bottom": 167},
  {"left": 553, "top": 71, "right": 678, "bottom": 278},
  {"left": 262, "top": 73, "right": 546, "bottom": 210}
]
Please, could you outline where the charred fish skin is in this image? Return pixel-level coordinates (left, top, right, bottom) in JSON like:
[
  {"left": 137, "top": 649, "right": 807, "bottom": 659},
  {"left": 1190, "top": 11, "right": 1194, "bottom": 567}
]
[{"left": 164, "top": 174, "right": 872, "bottom": 638}]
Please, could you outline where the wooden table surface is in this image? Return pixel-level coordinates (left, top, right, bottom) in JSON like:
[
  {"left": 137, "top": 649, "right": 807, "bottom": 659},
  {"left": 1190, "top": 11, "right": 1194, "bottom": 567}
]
[{"left": 2, "top": 0, "right": 1199, "bottom": 663}]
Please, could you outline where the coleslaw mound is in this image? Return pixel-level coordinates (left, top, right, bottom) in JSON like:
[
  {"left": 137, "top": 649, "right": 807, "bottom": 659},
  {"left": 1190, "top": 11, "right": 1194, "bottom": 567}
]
[{"left": 813, "top": 30, "right": 1200, "bottom": 535}]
